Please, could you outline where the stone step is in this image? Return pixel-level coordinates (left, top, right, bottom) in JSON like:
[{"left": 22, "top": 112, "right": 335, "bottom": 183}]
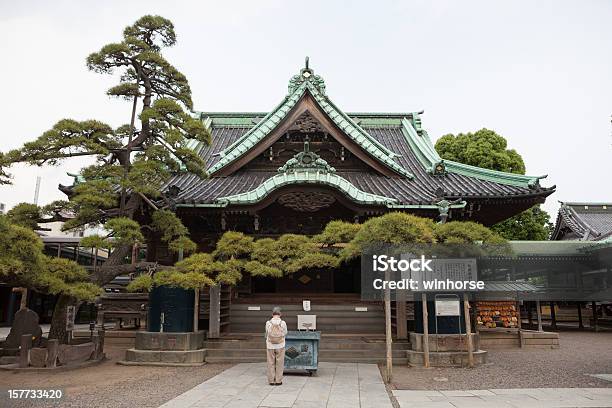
[
  {"left": 204, "top": 348, "right": 408, "bottom": 359},
  {"left": 231, "top": 324, "right": 385, "bottom": 333},
  {"left": 231, "top": 304, "right": 383, "bottom": 312},
  {"left": 205, "top": 340, "right": 411, "bottom": 351},
  {"left": 204, "top": 355, "right": 409, "bottom": 365}
]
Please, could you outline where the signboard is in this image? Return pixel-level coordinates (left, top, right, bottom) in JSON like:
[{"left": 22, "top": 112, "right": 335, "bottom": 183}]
[
  {"left": 403, "top": 257, "right": 478, "bottom": 292},
  {"left": 66, "top": 305, "right": 76, "bottom": 331},
  {"left": 435, "top": 299, "right": 461, "bottom": 316},
  {"left": 297, "top": 315, "right": 316, "bottom": 330}
]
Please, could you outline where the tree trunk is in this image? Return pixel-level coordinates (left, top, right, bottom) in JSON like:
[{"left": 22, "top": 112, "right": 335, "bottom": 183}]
[{"left": 48, "top": 294, "right": 77, "bottom": 344}]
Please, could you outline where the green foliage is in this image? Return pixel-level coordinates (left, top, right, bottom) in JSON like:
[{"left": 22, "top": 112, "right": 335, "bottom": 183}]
[
  {"left": 6, "top": 203, "right": 41, "bottom": 230},
  {"left": 243, "top": 261, "right": 283, "bottom": 278},
  {"left": 434, "top": 129, "right": 552, "bottom": 240},
  {"left": 285, "top": 252, "right": 339, "bottom": 274},
  {"left": 151, "top": 209, "right": 196, "bottom": 253},
  {"left": 106, "top": 217, "right": 144, "bottom": 245},
  {"left": 491, "top": 205, "right": 553, "bottom": 240},
  {"left": 213, "top": 231, "right": 254, "bottom": 260},
  {"left": 434, "top": 221, "right": 506, "bottom": 244},
  {"left": 312, "top": 220, "right": 361, "bottom": 246},
  {"left": 0, "top": 15, "right": 211, "bottom": 236},
  {"left": 0, "top": 215, "right": 100, "bottom": 300},
  {"left": 435, "top": 128, "right": 526, "bottom": 174},
  {"left": 342, "top": 212, "right": 436, "bottom": 260},
  {"left": 126, "top": 274, "right": 154, "bottom": 292},
  {"left": 168, "top": 236, "right": 197, "bottom": 254},
  {"left": 0, "top": 216, "right": 45, "bottom": 281},
  {"left": 80, "top": 234, "right": 112, "bottom": 250}
]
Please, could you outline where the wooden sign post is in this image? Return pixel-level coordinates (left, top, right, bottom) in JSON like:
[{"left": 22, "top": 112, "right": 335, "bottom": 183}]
[
  {"left": 421, "top": 292, "right": 430, "bottom": 368},
  {"left": 463, "top": 293, "right": 474, "bottom": 368}
]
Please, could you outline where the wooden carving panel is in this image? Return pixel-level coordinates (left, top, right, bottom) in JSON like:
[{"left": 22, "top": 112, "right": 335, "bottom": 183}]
[{"left": 277, "top": 191, "right": 336, "bottom": 212}]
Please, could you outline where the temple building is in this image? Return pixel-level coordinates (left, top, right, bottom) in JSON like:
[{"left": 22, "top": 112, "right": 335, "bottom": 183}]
[
  {"left": 551, "top": 202, "right": 612, "bottom": 241},
  {"left": 127, "top": 61, "right": 556, "bottom": 340},
  {"left": 161, "top": 61, "right": 554, "bottom": 245}
]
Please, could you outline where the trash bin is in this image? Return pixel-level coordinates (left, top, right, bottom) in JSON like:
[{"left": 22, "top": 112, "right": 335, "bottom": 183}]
[{"left": 284, "top": 331, "right": 320, "bottom": 375}]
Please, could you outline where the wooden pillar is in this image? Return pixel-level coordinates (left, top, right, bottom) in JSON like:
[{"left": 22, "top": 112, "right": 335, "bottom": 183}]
[
  {"left": 209, "top": 285, "right": 221, "bottom": 338},
  {"left": 396, "top": 287, "right": 408, "bottom": 340},
  {"left": 517, "top": 301, "right": 523, "bottom": 348},
  {"left": 592, "top": 301, "right": 599, "bottom": 332},
  {"left": 463, "top": 293, "right": 474, "bottom": 368},
  {"left": 384, "top": 277, "right": 392, "bottom": 382},
  {"left": 527, "top": 302, "right": 533, "bottom": 328},
  {"left": 194, "top": 289, "right": 200, "bottom": 332},
  {"left": 536, "top": 300, "right": 543, "bottom": 332},
  {"left": 577, "top": 302, "right": 584, "bottom": 329},
  {"left": 421, "top": 293, "right": 430, "bottom": 368},
  {"left": 550, "top": 302, "right": 557, "bottom": 330}
]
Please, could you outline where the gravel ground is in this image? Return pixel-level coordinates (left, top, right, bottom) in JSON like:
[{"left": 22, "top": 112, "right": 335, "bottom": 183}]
[
  {"left": 0, "top": 344, "right": 232, "bottom": 408},
  {"left": 392, "top": 331, "right": 612, "bottom": 390}
]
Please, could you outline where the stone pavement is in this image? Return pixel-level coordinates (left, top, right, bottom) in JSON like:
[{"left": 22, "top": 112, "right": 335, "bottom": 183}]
[
  {"left": 393, "top": 388, "right": 612, "bottom": 407},
  {"left": 159, "top": 362, "right": 392, "bottom": 407}
]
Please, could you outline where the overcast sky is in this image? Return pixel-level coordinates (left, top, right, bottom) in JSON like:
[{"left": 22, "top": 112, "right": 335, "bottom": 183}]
[{"left": 1, "top": 0, "right": 611, "bottom": 219}]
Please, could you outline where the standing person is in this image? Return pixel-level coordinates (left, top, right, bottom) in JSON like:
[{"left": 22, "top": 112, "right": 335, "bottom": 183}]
[{"left": 265, "top": 307, "right": 287, "bottom": 385}]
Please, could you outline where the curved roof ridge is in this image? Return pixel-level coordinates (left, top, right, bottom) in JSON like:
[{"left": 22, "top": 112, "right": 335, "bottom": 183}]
[
  {"left": 399, "top": 118, "right": 548, "bottom": 189},
  {"left": 205, "top": 65, "right": 413, "bottom": 178}
]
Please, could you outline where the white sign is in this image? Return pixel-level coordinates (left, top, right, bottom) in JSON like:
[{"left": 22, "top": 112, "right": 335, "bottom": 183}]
[
  {"left": 435, "top": 300, "right": 461, "bottom": 317},
  {"left": 66, "top": 305, "right": 76, "bottom": 331},
  {"left": 297, "top": 315, "right": 316, "bottom": 330},
  {"left": 302, "top": 300, "right": 311, "bottom": 312},
  {"left": 247, "top": 306, "right": 261, "bottom": 311}
]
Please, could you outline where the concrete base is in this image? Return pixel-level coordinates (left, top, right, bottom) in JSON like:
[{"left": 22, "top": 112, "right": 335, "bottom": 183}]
[
  {"left": 407, "top": 349, "right": 488, "bottom": 367},
  {"left": 125, "top": 348, "right": 206, "bottom": 364},
  {"left": 123, "top": 331, "right": 207, "bottom": 366},
  {"left": 479, "top": 330, "right": 560, "bottom": 349},
  {"left": 134, "top": 331, "right": 205, "bottom": 351},
  {"left": 410, "top": 332, "right": 480, "bottom": 352}
]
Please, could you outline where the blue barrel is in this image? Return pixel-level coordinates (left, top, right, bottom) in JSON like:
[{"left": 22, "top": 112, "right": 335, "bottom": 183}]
[{"left": 147, "top": 286, "right": 194, "bottom": 332}]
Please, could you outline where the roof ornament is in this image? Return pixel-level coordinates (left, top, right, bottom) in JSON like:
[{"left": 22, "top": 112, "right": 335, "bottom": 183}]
[
  {"left": 288, "top": 56, "right": 326, "bottom": 95},
  {"left": 278, "top": 140, "right": 336, "bottom": 173},
  {"left": 435, "top": 198, "right": 467, "bottom": 224}
]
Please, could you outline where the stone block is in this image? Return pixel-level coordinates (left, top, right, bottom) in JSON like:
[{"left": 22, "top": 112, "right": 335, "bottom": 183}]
[
  {"left": 58, "top": 342, "right": 95, "bottom": 365},
  {"left": 159, "top": 349, "right": 206, "bottom": 364},
  {"left": 125, "top": 349, "right": 161, "bottom": 362},
  {"left": 410, "top": 333, "right": 480, "bottom": 352},
  {"left": 29, "top": 347, "right": 48, "bottom": 367},
  {"left": 407, "top": 349, "right": 488, "bottom": 367},
  {"left": 135, "top": 331, "right": 205, "bottom": 351},
  {"left": 5, "top": 308, "right": 43, "bottom": 349}
]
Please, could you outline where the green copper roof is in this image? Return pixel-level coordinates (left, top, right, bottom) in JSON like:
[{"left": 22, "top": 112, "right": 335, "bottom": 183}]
[
  {"left": 207, "top": 63, "right": 413, "bottom": 178},
  {"left": 400, "top": 117, "right": 547, "bottom": 189},
  {"left": 216, "top": 170, "right": 398, "bottom": 207}
]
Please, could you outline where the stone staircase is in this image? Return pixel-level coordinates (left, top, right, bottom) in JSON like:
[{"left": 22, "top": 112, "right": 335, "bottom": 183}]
[
  {"left": 204, "top": 334, "right": 410, "bottom": 364},
  {"left": 229, "top": 303, "right": 386, "bottom": 334}
]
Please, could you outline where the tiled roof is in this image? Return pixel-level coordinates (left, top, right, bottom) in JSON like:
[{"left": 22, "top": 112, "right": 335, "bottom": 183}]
[
  {"left": 165, "top": 62, "right": 554, "bottom": 208},
  {"left": 166, "top": 123, "right": 554, "bottom": 206},
  {"left": 551, "top": 202, "right": 612, "bottom": 241}
]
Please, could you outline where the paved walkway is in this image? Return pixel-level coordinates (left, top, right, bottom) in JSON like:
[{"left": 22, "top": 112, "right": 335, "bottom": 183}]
[
  {"left": 393, "top": 388, "right": 612, "bottom": 407},
  {"left": 159, "top": 362, "right": 392, "bottom": 408}
]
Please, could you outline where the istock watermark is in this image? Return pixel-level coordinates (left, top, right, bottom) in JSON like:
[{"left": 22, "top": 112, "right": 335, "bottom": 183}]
[{"left": 360, "top": 243, "right": 612, "bottom": 302}]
